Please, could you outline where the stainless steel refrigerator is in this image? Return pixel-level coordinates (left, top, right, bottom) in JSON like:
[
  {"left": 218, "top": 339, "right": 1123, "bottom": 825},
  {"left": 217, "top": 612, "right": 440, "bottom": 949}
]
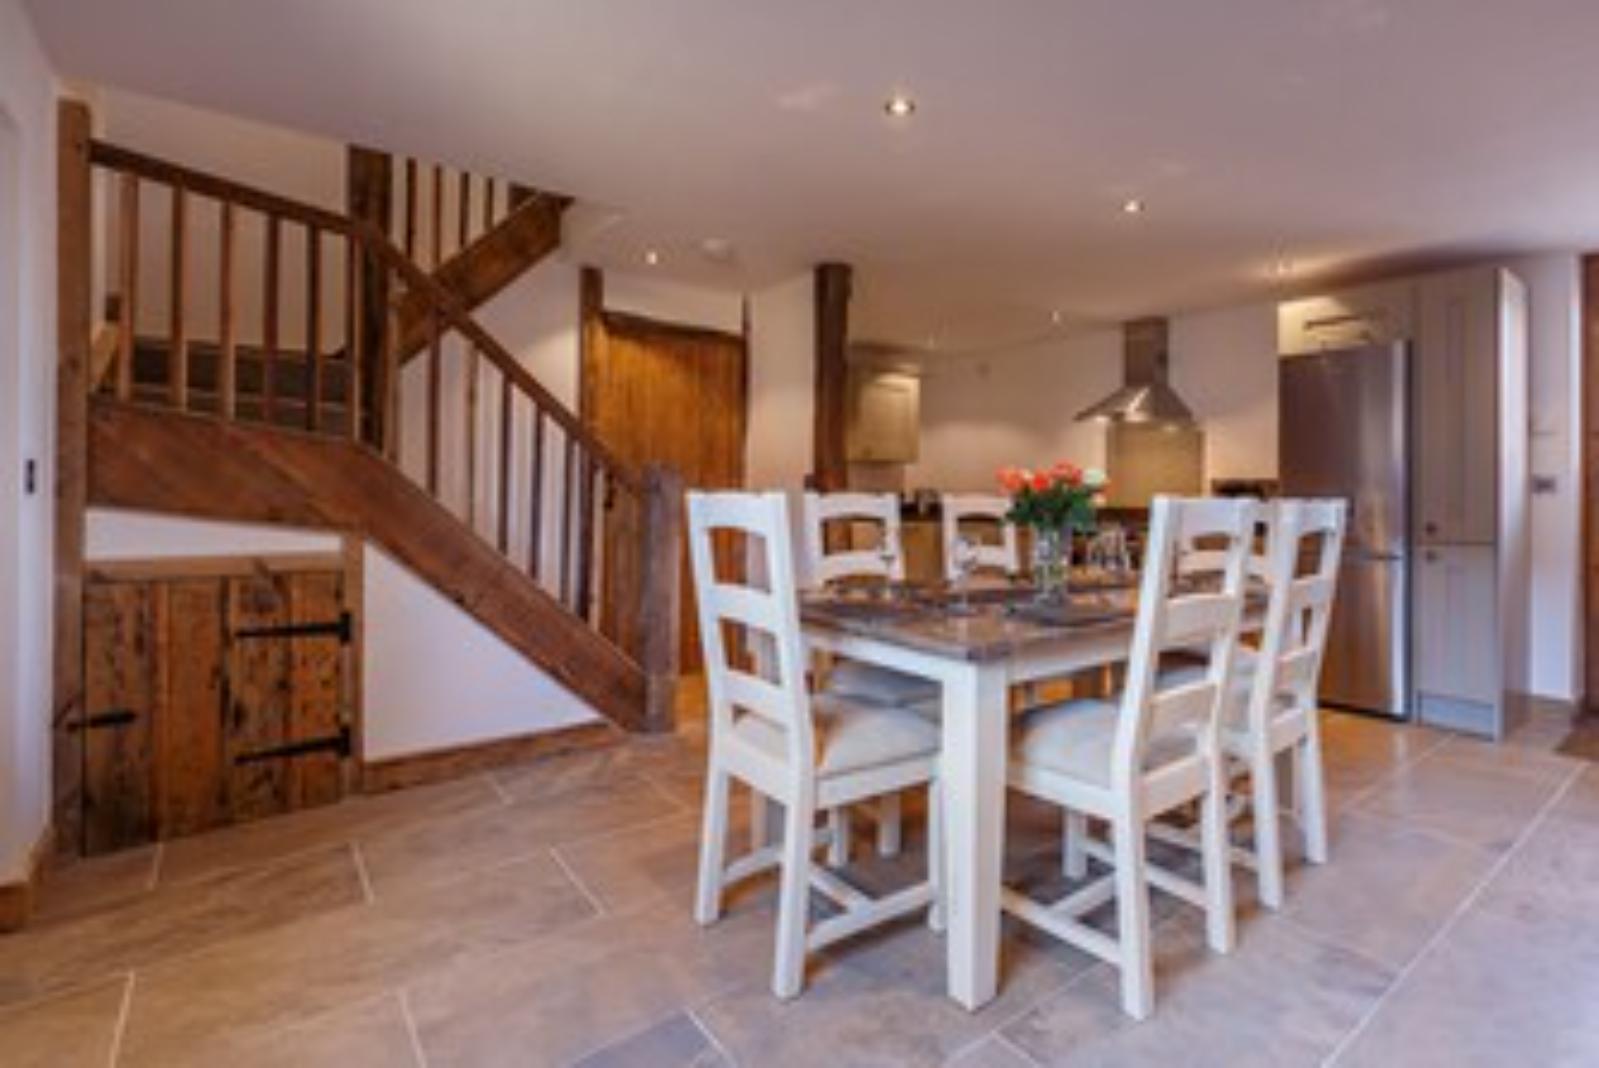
[{"left": 1279, "top": 342, "right": 1410, "bottom": 718}]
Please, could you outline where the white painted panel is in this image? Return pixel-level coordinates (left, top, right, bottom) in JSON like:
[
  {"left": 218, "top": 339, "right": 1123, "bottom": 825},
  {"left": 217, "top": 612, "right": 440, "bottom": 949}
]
[
  {"left": 86, "top": 508, "right": 341, "bottom": 558},
  {"left": 604, "top": 271, "right": 743, "bottom": 334},
  {"left": 361, "top": 545, "right": 596, "bottom": 759}
]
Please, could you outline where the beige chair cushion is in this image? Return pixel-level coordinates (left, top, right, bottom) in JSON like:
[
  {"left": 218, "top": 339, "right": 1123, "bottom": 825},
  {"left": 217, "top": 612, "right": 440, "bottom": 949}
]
[
  {"left": 733, "top": 692, "right": 940, "bottom": 778},
  {"left": 1011, "top": 699, "right": 1198, "bottom": 787},
  {"left": 824, "top": 660, "right": 941, "bottom": 707}
]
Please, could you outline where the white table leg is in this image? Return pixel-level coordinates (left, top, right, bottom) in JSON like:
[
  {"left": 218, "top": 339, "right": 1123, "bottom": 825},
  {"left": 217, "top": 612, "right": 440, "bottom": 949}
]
[{"left": 941, "top": 661, "right": 1009, "bottom": 1010}]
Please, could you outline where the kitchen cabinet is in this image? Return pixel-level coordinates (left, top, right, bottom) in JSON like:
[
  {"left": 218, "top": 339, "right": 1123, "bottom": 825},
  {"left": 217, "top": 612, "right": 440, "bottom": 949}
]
[
  {"left": 846, "top": 370, "right": 919, "bottom": 463},
  {"left": 1414, "top": 268, "right": 1501, "bottom": 545},
  {"left": 1277, "top": 281, "right": 1415, "bottom": 356},
  {"left": 1414, "top": 544, "right": 1499, "bottom": 710}
]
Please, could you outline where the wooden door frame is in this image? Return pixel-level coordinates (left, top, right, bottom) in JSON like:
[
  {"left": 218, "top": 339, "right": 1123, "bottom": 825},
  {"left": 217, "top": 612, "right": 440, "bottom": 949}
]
[
  {"left": 577, "top": 266, "right": 752, "bottom": 483},
  {"left": 1583, "top": 255, "right": 1598, "bottom": 704}
]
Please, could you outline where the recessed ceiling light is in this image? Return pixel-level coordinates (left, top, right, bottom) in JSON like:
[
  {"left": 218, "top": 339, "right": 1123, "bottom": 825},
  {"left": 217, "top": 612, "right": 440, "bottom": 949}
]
[
  {"left": 1121, "top": 198, "right": 1145, "bottom": 216},
  {"left": 884, "top": 92, "right": 916, "bottom": 118},
  {"left": 643, "top": 249, "right": 661, "bottom": 266},
  {"left": 1050, "top": 309, "right": 1064, "bottom": 326}
]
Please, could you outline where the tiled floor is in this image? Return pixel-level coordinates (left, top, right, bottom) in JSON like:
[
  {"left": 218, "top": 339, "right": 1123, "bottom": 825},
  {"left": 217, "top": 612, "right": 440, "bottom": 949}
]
[{"left": 3, "top": 703, "right": 1594, "bottom": 1067}]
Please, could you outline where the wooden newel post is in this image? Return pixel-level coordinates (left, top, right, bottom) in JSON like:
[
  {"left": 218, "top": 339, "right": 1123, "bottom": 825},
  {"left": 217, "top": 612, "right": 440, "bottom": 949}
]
[{"left": 637, "top": 463, "right": 684, "bottom": 733}]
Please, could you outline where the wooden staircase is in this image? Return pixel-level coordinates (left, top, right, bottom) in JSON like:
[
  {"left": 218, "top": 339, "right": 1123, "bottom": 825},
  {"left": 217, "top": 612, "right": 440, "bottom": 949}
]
[{"left": 81, "top": 139, "right": 682, "bottom": 733}]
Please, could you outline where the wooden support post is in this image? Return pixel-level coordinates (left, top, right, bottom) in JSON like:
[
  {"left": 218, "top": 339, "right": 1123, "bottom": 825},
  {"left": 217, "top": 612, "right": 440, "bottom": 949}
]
[
  {"left": 637, "top": 464, "right": 684, "bottom": 733},
  {"left": 115, "top": 174, "right": 138, "bottom": 402},
  {"left": 168, "top": 184, "right": 188, "bottom": 409},
  {"left": 346, "top": 147, "right": 391, "bottom": 448},
  {"left": 218, "top": 200, "right": 237, "bottom": 420},
  {"left": 578, "top": 266, "right": 604, "bottom": 423},
  {"left": 813, "top": 262, "right": 852, "bottom": 492},
  {"left": 54, "top": 99, "right": 93, "bottom": 862}
]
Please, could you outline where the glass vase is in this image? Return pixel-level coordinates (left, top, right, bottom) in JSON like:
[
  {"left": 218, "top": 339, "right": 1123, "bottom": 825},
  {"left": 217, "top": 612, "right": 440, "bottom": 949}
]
[{"left": 1031, "top": 525, "right": 1071, "bottom": 602}]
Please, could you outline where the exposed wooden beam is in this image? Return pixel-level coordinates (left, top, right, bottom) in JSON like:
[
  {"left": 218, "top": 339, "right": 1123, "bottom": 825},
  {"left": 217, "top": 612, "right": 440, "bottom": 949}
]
[
  {"left": 53, "top": 99, "right": 93, "bottom": 863},
  {"left": 578, "top": 265, "right": 604, "bottom": 424},
  {"left": 391, "top": 192, "right": 570, "bottom": 362},
  {"left": 346, "top": 147, "right": 392, "bottom": 448},
  {"left": 813, "top": 262, "right": 853, "bottom": 491}
]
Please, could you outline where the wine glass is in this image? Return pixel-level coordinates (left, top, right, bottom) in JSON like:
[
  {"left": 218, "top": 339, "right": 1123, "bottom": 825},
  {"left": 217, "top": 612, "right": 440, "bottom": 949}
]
[
  {"left": 876, "top": 527, "right": 900, "bottom": 600},
  {"left": 950, "top": 534, "right": 980, "bottom": 615}
]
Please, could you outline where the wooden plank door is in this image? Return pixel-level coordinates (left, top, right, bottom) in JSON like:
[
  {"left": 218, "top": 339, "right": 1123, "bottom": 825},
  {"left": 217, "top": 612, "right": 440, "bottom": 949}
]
[
  {"left": 586, "top": 313, "right": 747, "bottom": 670},
  {"left": 82, "top": 561, "right": 350, "bottom": 854}
]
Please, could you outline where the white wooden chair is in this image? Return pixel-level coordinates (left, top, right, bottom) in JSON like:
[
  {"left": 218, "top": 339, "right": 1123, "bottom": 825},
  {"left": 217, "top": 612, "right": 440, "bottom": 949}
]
[
  {"left": 940, "top": 493, "right": 1020, "bottom": 581},
  {"left": 1003, "top": 496, "right": 1255, "bottom": 1019},
  {"left": 800, "top": 491, "right": 940, "bottom": 860},
  {"left": 689, "top": 491, "right": 943, "bottom": 999},
  {"left": 1157, "top": 498, "right": 1346, "bottom": 909}
]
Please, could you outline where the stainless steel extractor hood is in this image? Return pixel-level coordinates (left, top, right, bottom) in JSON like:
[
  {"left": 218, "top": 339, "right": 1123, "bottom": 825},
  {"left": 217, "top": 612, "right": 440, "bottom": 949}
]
[{"left": 1075, "top": 317, "right": 1196, "bottom": 425}]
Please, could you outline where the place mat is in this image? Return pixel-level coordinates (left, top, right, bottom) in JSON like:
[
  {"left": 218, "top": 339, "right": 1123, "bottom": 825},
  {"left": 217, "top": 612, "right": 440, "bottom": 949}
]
[{"left": 1006, "top": 596, "right": 1131, "bottom": 628}]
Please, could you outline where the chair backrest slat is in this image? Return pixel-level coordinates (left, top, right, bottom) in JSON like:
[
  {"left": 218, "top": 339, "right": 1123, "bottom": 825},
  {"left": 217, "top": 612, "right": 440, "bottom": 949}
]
[
  {"left": 940, "top": 493, "right": 1019, "bottom": 580},
  {"left": 1245, "top": 498, "right": 1348, "bottom": 733},
  {"left": 1114, "top": 495, "right": 1257, "bottom": 785},
  {"left": 801, "top": 491, "right": 904, "bottom": 587},
  {"left": 688, "top": 491, "right": 814, "bottom": 762}
]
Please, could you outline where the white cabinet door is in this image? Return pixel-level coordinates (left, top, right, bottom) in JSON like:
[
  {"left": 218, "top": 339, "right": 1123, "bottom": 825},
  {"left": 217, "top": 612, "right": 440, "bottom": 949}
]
[
  {"left": 1277, "top": 281, "right": 1416, "bottom": 356},
  {"left": 1414, "top": 269, "right": 1499, "bottom": 545},
  {"left": 846, "top": 371, "right": 920, "bottom": 463},
  {"left": 1413, "top": 544, "right": 1498, "bottom": 705}
]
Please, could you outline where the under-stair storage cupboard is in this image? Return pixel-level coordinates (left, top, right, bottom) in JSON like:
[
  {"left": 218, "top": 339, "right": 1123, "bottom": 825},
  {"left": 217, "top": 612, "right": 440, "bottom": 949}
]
[
  {"left": 1277, "top": 266, "right": 1528, "bottom": 738},
  {"left": 80, "top": 554, "right": 355, "bottom": 854}
]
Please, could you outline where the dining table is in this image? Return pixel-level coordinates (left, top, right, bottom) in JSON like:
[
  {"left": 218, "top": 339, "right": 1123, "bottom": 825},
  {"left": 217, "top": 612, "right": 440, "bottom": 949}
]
[{"left": 800, "top": 577, "right": 1152, "bottom": 1012}]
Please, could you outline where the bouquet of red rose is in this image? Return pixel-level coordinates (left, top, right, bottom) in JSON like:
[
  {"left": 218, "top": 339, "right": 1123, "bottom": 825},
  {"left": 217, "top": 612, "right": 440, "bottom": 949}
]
[{"left": 997, "top": 462, "right": 1106, "bottom": 535}]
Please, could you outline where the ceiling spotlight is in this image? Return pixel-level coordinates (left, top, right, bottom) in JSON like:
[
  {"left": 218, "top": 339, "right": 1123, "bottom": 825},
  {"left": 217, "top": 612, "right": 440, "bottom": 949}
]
[
  {"left": 1121, "top": 198, "right": 1145, "bottom": 216},
  {"left": 1050, "top": 309, "right": 1064, "bottom": 326},
  {"left": 884, "top": 92, "right": 917, "bottom": 118},
  {"left": 643, "top": 249, "right": 661, "bottom": 266}
]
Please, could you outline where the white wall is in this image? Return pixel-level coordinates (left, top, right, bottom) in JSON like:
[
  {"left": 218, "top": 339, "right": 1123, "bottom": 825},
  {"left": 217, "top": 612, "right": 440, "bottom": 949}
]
[
  {"left": 746, "top": 272, "right": 815, "bottom": 492},
  {"left": 1508, "top": 253, "right": 1584, "bottom": 701},
  {"left": 910, "top": 329, "right": 1123, "bottom": 492},
  {"left": 1170, "top": 301, "right": 1279, "bottom": 482},
  {"left": 0, "top": 0, "right": 57, "bottom": 882},
  {"left": 84, "top": 509, "right": 597, "bottom": 760}
]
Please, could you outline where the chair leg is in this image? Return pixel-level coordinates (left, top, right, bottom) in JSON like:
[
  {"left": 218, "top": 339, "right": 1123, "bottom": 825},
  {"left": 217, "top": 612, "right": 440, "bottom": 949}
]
[
  {"left": 1199, "top": 757, "right": 1237, "bottom": 954},
  {"left": 927, "top": 782, "right": 946, "bottom": 932},
  {"left": 773, "top": 796, "right": 816, "bottom": 999},
  {"left": 1299, "top": 723, "right": 1330, "bottom": 865},
  {"left": 695, "top": 765, "right": 731, "bottom": 926},
  {"left": 877, "top": 793, "right": 903, "bottom": 856},
  {"left": 1112, "top": 813, "right": 1155, "bottom": 1020},
  {"left": 827, "top": 807, "right": 852, "bottom": 867},
  {"left": 1249, "top": 746, "right": 1286, "bottom": 912},
  {"left": 1063, "top": 810, "right": 1088, "bottom": 880}
]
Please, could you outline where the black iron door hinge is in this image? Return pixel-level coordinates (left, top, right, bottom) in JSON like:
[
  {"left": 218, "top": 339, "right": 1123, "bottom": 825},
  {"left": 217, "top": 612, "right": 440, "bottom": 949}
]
[
  {"left": 233, "top": 611, "right": 352, "bottom": 645},
  {"left": 70, "top": 708, "right": 139, "bottom": 732},
  {"left": 234, "top": 725, "right": 352, "bottom": 766}
]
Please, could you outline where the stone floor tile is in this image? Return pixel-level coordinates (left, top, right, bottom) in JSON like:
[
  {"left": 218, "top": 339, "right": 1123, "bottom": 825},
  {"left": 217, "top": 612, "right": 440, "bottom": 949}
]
[
  {"left": 0, "top": 977, "right": 128, "bottom": 1068},
  {"left": 31, "top": 846, "right": 159, "bottom": 927},
  {"left": 156, "top": 775, "right": 503, "bottom": 885},
  {"left": 150, "top": 992, "right": 422, "bottom": 1068},
  {"left": 0, "top": 844, "right": 363, "bottom": 1008},
  {"left": 117, "top": 853, "right": 593, "bottom": 1065},
  {"left": 946, "top": 1035, "right": 1039, "bottom": 1067},
  {"left": 358, "top": 778, "right": 684, "bottom": 897},
  {"left": 1275, "top": 812, "right": 1496, "bottom": 971},
  {"left": 1351, "top": 750, "right": 1569, "bottom": 853},
  {"left": 571, "top": 1009, "right": 729, "bottom": 1067},
  {"left": 1002, "top": 912, "right": 1393, "bottom": 1067},
  {"left": 409, "top": 899, "right": 774, "bottom": 1068},
  {"left": 1334, "top": 901, "right": 1599, "bottom": 1067}
]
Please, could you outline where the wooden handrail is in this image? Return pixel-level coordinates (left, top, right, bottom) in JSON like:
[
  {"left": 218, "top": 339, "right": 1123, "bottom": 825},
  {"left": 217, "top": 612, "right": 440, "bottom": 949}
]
[{"left": 87, "top": 137, "right": 639, "bottom": 493}]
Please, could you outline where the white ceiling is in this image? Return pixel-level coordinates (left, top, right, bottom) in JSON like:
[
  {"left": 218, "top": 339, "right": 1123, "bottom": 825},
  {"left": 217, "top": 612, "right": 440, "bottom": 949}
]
[{"left": 27, "top": 0, "right": 1599, "bottom": 350}]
